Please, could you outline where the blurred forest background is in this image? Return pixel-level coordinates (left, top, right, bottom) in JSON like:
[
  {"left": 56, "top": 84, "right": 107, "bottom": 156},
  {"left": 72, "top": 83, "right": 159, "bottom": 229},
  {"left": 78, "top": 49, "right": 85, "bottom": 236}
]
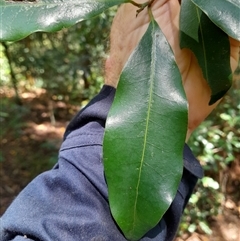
[{"left": 0, "top": 8, "right": 239, "bottom": 241}]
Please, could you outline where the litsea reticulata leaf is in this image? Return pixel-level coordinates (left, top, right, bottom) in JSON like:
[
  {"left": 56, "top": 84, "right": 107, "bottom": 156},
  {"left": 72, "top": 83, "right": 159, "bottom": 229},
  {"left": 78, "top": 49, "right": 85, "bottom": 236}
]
[
  {"left": 192, "top": 0, "right": 240, "bottom": 41},
  {"left": 180, "top": 0, "right": 232, "bottom": 104},
  {"left": 103, "top": 16, "right": 188, "bottom": 240},
  {"left": 0, "top": 0, "right": 124, "bottom": 42}
]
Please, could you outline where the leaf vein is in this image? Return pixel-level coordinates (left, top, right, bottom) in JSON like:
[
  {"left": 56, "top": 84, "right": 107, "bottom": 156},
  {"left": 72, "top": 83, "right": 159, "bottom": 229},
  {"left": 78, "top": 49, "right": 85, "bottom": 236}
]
[
  {"left": 132, "top": 21, "right": 157, "bottom": 232},
  {"left": 196, "top": 6, "right": 208, "bottom": 80}
]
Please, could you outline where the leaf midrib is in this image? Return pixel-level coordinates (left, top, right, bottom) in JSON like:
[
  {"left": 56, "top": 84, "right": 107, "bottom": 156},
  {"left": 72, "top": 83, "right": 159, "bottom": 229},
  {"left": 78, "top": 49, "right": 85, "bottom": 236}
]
[
  {"left": 132, "top": 20, "right": 156, "bottom": 233},
  {"left": 196, "top": 6, "right": 209, "bottom": 81}
]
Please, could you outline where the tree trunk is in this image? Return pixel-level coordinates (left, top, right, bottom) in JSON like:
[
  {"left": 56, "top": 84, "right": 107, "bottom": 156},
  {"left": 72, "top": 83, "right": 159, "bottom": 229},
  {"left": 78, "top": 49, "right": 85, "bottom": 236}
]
[{"left": 2, "top": 42, "right": 22, "bottom": 105}]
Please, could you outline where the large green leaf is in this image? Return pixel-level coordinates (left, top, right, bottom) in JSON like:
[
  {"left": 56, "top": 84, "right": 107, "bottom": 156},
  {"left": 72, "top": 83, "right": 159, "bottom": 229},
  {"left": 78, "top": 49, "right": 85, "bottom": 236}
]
[
  {"left": 103, "top": 18, "right": 188, "bottom": 240},
  {"left": 180, "top": 0, "right": 232, "bottom": 104},
  {"left": 0, "top": 0, "right": 124, "bottom": 42},
  {"left": 192, "top": 0, "right": 240, "bottom": 41}
]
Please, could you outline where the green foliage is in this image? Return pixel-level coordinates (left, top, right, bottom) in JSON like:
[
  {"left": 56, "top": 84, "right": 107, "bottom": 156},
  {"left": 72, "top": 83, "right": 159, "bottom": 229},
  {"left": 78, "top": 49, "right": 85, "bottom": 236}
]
[
  {"left": 0, "top": 0, "right": 124, "bottom": 41},
  {"left": 0, "top": 98, "right": 29, "bottom": 139},
  {"left": 103, "top": 18, "right": 188, "bottom": 240},
  {"left": 179, "top": 179, "right": 222, "bottom": 235},
  {"left": 1, "top": 0, "right": 239, "bottom": 239},
  {"left": 190, "top": 82, "right": 240, "bottom": 169},
  {"left": 1, "top": 9, "right": 115, "bottom": 103},
  {"left": 180, "top": 0, "right": 232, "bottom": 104},
  {"left": 179, "top": 79, "right": 240, "bottom": 235},
  {"left": 192, "top": 0, "right": 240, "bottom": 41}
]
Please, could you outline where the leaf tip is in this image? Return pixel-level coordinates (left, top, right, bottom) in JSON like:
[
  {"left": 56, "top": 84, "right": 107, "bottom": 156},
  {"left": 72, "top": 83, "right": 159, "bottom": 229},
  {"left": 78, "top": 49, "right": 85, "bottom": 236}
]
[{"left": 209, "top": 89, "right": 229, "bottom": 105}]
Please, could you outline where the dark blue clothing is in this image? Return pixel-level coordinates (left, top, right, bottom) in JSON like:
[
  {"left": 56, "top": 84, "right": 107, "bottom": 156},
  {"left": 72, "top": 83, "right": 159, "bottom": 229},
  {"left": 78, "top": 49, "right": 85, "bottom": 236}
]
[{"left": 0, "top": 85, "right": 203, "bottom": 241}]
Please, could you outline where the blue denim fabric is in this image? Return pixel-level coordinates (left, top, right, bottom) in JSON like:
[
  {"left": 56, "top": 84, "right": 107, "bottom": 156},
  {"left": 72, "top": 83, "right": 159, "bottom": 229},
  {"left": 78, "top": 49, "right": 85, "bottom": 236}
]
[{"left": 0, "top": 85, "right": 203, "bottom": 241}]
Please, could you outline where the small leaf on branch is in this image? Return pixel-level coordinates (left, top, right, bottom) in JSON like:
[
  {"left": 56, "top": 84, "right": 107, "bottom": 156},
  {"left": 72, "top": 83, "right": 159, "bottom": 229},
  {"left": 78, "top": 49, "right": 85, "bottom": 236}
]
[
  {"left": 103, "top": 17, "right": 188, "bottom": 240},
  {"left": 180, "top": 0, "right": 232, "bottom": 104}
]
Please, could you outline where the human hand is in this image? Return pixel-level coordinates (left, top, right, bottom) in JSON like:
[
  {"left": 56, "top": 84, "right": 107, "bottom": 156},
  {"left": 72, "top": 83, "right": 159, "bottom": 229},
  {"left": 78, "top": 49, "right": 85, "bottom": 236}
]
[{"left": 105, "top": 0, "right": 240, "bottom": 140}]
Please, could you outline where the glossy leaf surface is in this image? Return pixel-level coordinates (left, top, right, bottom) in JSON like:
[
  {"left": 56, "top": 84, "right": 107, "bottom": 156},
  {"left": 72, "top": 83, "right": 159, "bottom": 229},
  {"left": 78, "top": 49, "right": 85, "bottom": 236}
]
[
  {"left": 180, "top": 0, "right": 232, "bottom": 104},
  {"left": 0, "top": 0, "right": 123, "bottom": 42},
  {"left": 103, "top": 19, "right": 188, "bottom": 240},
  {"left": 192, "top": 0, "right": 240, "bottom": 41}
]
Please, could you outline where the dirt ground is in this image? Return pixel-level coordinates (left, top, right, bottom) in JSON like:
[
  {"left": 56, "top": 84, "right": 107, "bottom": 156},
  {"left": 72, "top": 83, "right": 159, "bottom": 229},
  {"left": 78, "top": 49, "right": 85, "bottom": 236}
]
[{"left": 1, "top": 89, "right": 239, "bottom": 241}]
